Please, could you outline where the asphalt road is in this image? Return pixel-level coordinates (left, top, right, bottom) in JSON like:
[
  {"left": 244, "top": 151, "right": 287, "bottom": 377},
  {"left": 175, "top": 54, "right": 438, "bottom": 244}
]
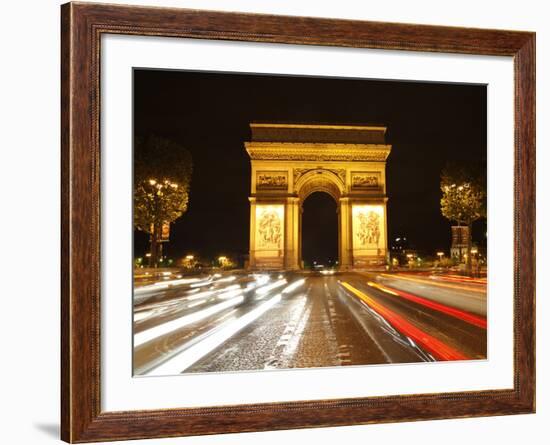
[{"left": 133, "top": 270, "right": 487, "bottom": 376}]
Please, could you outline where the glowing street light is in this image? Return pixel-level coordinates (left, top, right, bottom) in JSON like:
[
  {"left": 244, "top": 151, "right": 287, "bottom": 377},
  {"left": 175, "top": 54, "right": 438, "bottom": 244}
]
[
  {"left": 406, "top": 253, "right": 414, "bottom": 269},
  {"left": 218, "top": 256, "right": 230, "bottom": 268},
  {"left": 437, "top": 251, "right": 444, "bottom": 260}
]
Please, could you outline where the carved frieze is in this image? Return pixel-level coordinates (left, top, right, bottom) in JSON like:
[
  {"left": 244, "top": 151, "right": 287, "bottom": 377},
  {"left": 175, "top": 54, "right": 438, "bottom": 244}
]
[
  {"left": 293, "top": 168, "right": 346, "bottom": 185},
  {"left": 245, "top": 142, "right": 391, "bottom": 162},
  {"left": 351, "top": 172, "right": 381, "bottom": 189},
  {"left": 256, "top": 171, "right": 288, "bottom": 190}
]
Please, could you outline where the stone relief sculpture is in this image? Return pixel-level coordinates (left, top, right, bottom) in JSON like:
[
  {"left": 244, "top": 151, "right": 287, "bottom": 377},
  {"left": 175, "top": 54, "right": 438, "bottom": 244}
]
[
  {"left": 293, "top": 168, "right": 346, "bottom": 184},
  {"left": 356, "top": 210, "right": 381, "bottom": 246},
  {"left": 257, "top": 172, "right": 287, "bottom": 189},
  {"left": 257, "top": 209, "right": 282, "bottom": 248},
  {"left": 352, "top": 174, "right": 379, "bottom": 188}
]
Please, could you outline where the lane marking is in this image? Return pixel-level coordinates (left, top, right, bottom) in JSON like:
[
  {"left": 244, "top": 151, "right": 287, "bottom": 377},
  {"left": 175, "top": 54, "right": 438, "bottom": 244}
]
[
  {"left": 366, "top": 281, "right": 487, "bottom": 329},
  {"left": 276, "top": 304, "right": 311, "bottom": 366},
  {"left": 265, "top": 293, "right": 309, "bottom": 369},
  {"left": 339, "top": 282, "right": 469, "bottom": 361}
]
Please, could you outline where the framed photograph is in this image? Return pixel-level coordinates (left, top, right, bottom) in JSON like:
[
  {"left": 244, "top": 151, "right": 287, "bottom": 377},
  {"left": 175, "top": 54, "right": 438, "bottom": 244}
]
[{"left": 61, "top": 2, "right": 535, "bottom": 442}]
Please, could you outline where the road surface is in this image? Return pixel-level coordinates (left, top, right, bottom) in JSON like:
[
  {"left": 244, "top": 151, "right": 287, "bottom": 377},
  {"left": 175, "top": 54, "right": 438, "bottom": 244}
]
[{"left": 133, "top": 270, "right": 487, "bottom": 376}]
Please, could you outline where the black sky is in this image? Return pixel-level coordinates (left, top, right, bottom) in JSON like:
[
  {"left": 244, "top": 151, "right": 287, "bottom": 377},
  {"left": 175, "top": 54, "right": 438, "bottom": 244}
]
[{"left": 133, "top": 69, "right": 487, "bottom": 262}]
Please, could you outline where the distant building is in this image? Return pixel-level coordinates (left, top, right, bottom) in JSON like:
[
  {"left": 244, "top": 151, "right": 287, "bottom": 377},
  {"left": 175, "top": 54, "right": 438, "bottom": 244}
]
[
  {"left": 390, "top": 236, "right": 413, "bottom": 265},
  {"left": 450, "top": 226, "right": 469, "bottom": 261},
  {"left": 390, "top": 236, "right": 409, "bottom": 253}
]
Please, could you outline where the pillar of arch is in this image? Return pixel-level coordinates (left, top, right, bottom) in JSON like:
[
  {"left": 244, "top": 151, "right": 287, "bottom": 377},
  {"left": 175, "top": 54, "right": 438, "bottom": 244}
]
[{"left": 245, "top": 123, "right": 392, "bottom": 270}]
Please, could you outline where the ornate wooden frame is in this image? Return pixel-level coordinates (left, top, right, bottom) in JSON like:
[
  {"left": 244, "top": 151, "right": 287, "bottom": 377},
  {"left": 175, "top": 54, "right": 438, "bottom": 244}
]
[{"left": 61, "top": 2, "right": 535, "bottom": 442}]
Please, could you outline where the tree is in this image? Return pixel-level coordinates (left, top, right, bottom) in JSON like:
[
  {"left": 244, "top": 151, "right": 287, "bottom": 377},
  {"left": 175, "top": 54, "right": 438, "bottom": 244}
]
[
  {"left": 440, "top": 162, "right": 486, "bottom": 276},
  {"left": 134, "top": 135, "right": 193, "bottom": 267}
]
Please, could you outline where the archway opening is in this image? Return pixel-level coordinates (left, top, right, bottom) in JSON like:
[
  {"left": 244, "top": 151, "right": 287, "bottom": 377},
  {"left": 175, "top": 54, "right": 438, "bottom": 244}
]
[{"left": 301, "top": 191, "right": 338, "bottom": 269}]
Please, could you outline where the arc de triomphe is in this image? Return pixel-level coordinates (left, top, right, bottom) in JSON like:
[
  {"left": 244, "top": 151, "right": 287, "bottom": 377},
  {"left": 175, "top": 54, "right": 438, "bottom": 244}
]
[{"left": 245, "top": 123, "right": 392, "bottom": 270}]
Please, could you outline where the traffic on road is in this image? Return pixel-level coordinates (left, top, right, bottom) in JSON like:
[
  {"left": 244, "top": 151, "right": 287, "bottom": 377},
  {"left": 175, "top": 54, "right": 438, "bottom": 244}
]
[{"left": 133, "top": 270, "right": 487, "bottom": 376}]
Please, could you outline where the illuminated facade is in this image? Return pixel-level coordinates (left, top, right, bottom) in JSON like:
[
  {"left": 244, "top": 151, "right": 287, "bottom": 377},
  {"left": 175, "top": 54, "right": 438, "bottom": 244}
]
[{"left": 245, "top": 123, "right": 391, "bottom": 269}]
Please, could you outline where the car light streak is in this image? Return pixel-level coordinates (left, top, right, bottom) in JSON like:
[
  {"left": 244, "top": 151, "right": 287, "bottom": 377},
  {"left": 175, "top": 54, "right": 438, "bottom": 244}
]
[
  {"left": 187, "top": 299, "right": 208, "bottom": 308},
  {"left": 217, "top": 289, "right": 243, "bottom": 300},
  {"left": 367, "top": 281, "right": 487, "bottom": 329},
  {"left": 282, "top": 279, "right": 306, "bottom": 294},
  {"left": 214, "top": 276, "right": 237, "bottom": 283},
  {"left": 155, "top": 277, "right": 201, "bottom": 286},
  {"left": 134, "top": 295, "right": 244, "bottom": 347},
  {"left": 340, "top": 281, "right": 469, "bottom": 361},
  {"left": 133, "top": 310, "right": 154, "bottom": 322},
  {"left": 134, "top": 283, "right": 169, "bottom": 293},
  {"left": 189, "top": 276, "right": 216, "bottom": 288},
  {"left": 149, "top": 294, "right": 282, "bottom": 374},
  {"left": 185, "top": 290, "right": 216, "bottom": 301},
  {"left": 255, "top": 279, "right": 287, "bottom": 296},
  {"left": 434, "top": 274, "right": 487, "bottom": 284},
  {"left": 367, "top": 281, "right": 398, "bottom": 295},
  {"left": 252, "top": 274, "right": 270, "bottom": 286},
  {"left": 216, "top": 284, "right": 240, "bottom": 293},
  {"left": 380, "top": 273, "right": 486, "bottom": 294}
]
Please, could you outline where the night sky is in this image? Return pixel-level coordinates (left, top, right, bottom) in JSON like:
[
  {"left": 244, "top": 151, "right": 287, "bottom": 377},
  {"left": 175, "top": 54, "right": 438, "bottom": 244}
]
[{"left": 133, "top": 69, "right": 486, "bottom": 264}]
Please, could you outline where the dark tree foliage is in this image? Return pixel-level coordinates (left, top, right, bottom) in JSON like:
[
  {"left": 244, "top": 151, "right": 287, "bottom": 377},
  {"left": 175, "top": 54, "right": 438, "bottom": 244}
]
[
  {"left": 440, "top": 161, "right": 486, "bottom": 275},
  {"left": 134, "top": 135, "right": 193, "bottom": 267}
]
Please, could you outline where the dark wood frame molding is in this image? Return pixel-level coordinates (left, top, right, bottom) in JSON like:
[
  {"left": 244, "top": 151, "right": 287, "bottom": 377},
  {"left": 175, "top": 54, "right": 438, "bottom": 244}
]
[{"left": 61, "top": 2, "right": 536, "bottom": 442}]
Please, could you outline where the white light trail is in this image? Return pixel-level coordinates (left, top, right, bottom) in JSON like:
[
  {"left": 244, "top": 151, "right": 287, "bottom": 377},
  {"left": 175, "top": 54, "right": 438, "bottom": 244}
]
[
  {"left": 214, "top": 276, "right": 237, "bottom": 283},
  {"left": 185, "top": 290, "right": 215, "bottom": 301},
  {"left": 133, "top": 310, "right": 154, "bottom": 322},
  {"left": 282, "top": 279, "right": 306, "bottom": 294},
  {"left": 135, "top": 277, "right": 205, "bottom": 294},
  {"left": 255, "top": 279, "right": 287, "bottom": 296},
  {"left": 217, "top": 289, "right": 243, "bottom": 300},
  {"left": 155, "top": 277, "right": 201, "bottom": 286},
  {"left": 244, "top": 274, "right": 270, "bottom": 292},
  {"left": 254, "top": 274, "right": 271, "bottom": 286},
  {"left": 134, "top": 295, "right": 244, "bottom": 347},
  {"left": 187, "top": 299, "right": 208, "bottom": 309},
  {"left": 148, "top": 294, "right": 282, "bottom": 375},
  {"left": 134, "top": 283, "right": 168, "bottom": 294}
]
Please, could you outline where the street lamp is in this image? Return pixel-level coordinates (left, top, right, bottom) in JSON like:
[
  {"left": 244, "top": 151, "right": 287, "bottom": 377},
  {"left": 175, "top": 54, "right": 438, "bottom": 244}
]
[{"left": 218, "top": 256, "right": 228, "bottom": 268}]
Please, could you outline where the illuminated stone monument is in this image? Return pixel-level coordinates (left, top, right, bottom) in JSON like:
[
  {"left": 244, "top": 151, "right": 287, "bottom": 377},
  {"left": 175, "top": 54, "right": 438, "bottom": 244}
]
[{"left": 245, "top": 123, "right": 392, "bottom": 270}]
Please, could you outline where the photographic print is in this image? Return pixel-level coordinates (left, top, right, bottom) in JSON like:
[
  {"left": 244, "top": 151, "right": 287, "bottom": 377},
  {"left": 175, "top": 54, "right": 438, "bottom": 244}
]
[{"left": 132, "top": 69, "right": 487, "bottom": 376}]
